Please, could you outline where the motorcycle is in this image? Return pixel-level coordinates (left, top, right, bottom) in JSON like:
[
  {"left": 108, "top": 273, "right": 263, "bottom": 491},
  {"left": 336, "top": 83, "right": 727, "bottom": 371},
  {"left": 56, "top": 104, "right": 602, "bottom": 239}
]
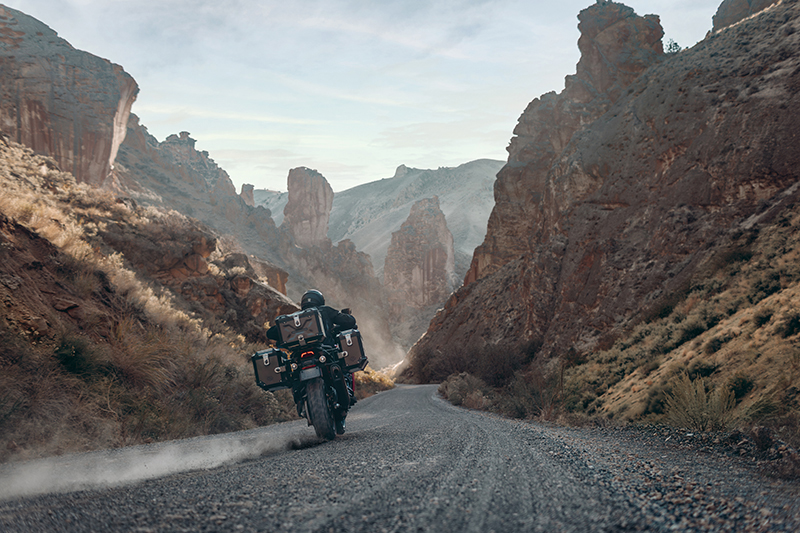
[{"left": 251, "top": 307, "right": 367, "bottom": 440}]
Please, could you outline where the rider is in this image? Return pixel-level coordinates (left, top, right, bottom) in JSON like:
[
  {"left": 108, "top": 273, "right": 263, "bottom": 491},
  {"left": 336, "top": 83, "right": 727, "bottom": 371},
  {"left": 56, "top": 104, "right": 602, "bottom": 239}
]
[{"left": 266, "top": 289, "right": 358, "bottom": 405}]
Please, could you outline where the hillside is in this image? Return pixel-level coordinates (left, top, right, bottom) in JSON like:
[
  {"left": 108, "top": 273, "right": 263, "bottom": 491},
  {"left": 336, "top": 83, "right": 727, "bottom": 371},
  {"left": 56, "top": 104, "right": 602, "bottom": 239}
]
[
  {"left": 0, "top": 138, "right": 298, "bottom": 460},
  {"left": 405, "top": 0, "right": 800, "bottom": 438}
]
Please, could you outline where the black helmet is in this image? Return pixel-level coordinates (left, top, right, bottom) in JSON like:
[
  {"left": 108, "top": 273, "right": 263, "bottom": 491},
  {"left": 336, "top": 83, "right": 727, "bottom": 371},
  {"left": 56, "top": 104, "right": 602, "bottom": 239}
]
[{"left": 301, "top": 289, "right": 325, "bottom": 309}]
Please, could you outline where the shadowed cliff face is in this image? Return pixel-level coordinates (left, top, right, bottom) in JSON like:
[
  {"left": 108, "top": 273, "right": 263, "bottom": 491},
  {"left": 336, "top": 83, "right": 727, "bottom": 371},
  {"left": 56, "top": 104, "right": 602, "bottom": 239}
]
[
  {"left": 0, "top": 5, "right": 138, "bottom": 187},
  {"left": 384, "top": 196, "right": 455, "bottom": 312},
  {"left": 405, "top": 0, "right": 800, "bottom": 381},
  {"left": 383, "top": 197, "right": 457, "bottom": 348}
]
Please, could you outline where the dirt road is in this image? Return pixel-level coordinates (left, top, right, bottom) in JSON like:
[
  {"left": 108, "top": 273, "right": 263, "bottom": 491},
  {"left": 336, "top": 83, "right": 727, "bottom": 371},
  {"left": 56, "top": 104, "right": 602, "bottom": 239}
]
[{"left": 1, "top": 385, "right": 798, "bottom": 532}]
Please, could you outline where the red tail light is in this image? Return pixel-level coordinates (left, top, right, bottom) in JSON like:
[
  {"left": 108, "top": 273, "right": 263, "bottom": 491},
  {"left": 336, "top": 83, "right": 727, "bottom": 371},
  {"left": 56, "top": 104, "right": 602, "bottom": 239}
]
[{"left": 300, "top": 351, "right": 315, "bottom": 358}]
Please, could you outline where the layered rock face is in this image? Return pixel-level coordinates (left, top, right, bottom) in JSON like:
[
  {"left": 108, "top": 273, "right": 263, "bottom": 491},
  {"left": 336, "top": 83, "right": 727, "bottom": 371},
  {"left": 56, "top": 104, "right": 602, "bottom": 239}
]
[
  {"left": 0, "top": 5, "right": 138, "bottom": 186},
  {"left": 712, "top": 0, "right": 782, "bottom": 32},
  {"left": 383, "top": 197, "right": 457, "bottom": 348},
  {"left": 466, "top": 1, "right": 663, "bottom": 285},
  {"left": 384, "top": 197, "right": 456, "bottom": 312},
  {"left": 405, "top": 0, "right": 800, "bottom": 379},
  {"left": 282, "top": 167, "right": 334, "bottom": 248},
  {"left": 112, "top": 115, "right": 286, "bottom": 271}
]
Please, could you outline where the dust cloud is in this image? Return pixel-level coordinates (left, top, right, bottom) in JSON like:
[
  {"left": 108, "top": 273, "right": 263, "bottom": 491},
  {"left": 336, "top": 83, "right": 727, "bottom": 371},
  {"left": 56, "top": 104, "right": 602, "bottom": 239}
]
[{"left": 0, "top": 424, "right": 317, "bottom": 501}]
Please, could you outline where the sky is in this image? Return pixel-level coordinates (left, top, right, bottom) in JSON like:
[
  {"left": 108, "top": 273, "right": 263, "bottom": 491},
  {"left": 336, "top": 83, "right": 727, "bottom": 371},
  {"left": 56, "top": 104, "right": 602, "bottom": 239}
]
[{"left": 13, "top": 0, "right": 723, "bottom": 192}]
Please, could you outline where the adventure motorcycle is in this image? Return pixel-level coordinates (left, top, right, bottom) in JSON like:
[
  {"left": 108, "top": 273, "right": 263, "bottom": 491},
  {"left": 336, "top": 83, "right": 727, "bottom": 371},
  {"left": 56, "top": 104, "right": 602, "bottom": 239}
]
[{"left": 252, "top": 307, "right": 367, "bottom": 440}]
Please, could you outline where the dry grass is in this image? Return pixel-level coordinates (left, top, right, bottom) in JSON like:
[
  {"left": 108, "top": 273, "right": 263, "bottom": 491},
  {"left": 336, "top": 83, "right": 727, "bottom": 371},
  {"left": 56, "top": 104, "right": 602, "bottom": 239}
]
[
  {"left": 664, "top": 373, "right": 736, "bottom": 431},
  {"left": 353, "top": 365, "right": 395, "bottom": 399},
  {"left": 0, "top": 141, "right": 301, "bottom": 462},
  {"left": 561, "top": 207, "right": 800, "bottom": 431}
]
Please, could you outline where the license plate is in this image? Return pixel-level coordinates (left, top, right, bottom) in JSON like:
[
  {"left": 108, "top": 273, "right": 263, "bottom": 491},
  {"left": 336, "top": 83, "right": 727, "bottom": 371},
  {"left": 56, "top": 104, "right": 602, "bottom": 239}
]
[{"left": 299, "top": 366, "right": 321, "bottom": 381}]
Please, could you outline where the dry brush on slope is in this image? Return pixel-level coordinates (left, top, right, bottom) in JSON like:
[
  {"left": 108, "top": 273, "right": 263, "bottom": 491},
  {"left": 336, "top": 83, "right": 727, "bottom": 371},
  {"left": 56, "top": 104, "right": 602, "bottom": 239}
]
[{"left": 0, "top": 139, "right": 317, "bottom": 461}]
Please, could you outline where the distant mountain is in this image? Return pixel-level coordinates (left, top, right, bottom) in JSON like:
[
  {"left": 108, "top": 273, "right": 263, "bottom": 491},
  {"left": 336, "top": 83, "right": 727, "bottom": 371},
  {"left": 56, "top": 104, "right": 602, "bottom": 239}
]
[{"left": 254, "top": 159, "right": 503, "bottom": 281}]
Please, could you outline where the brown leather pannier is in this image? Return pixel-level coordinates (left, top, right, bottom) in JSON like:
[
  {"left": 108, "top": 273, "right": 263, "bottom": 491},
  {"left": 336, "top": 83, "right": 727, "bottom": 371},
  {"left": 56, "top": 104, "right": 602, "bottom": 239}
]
[
  {"left": 252, "top": 348, "right": 289, "bottom": 391},
  {"left": 336, "top": 329, "right": 368, "bottom": 372}
]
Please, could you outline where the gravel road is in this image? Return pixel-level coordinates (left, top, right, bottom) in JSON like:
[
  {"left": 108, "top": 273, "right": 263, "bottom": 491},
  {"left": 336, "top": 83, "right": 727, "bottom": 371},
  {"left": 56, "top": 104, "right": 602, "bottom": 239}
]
[{"left": 1, "top": 384, "right": 798, "bottom": 532}]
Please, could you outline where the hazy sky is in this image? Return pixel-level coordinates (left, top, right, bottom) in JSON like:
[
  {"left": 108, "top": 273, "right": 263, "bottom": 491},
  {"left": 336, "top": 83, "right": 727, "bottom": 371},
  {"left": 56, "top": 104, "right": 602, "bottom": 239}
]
[{"left": 13, "top": 0, "right": 723, "bottom": 192}]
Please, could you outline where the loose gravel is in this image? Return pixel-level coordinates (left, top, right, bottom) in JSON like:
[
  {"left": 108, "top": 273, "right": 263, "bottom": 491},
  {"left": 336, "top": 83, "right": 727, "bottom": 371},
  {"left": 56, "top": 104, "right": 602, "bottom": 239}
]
[{"left": 0, "top": 385, "right": 797, "bottom": 532}]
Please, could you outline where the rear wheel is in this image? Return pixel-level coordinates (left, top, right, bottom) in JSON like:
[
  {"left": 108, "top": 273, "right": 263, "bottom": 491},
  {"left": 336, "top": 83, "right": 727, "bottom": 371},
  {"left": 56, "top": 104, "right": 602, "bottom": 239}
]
[{"left": 306, "top": 378, "right": 336, "bottom": 440}]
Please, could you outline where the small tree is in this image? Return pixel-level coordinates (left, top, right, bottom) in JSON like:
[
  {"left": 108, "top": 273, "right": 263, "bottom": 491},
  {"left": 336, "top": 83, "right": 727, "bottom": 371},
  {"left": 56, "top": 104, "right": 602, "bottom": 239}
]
[{"left": 665, "top": 38, "right": 682, "bottom": 55}]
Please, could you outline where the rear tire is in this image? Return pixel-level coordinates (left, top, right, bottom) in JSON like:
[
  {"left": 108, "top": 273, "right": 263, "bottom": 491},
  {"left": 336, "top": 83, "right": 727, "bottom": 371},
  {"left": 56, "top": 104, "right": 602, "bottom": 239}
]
[{"left": 307, "top": 378, "right": 336, "bottom": 440}]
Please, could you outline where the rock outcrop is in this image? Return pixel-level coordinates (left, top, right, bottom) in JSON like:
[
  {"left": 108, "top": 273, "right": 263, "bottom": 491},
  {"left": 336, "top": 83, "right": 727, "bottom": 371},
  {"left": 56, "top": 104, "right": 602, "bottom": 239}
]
[
  {"left": 0, "top": 5, "right": 138, "bottom": 186},
  {"left": 383, "top": 197, "right": 457, "bottom": 348},
  {"left": 404, "top": 0, "right": 800, "bottom": 381},
  {"left": 384, "top": 197, "right": 456, "bottom": 312},
  {"left": 112, "top": 115, "right": 287, "bottom": 277},
  {"left": 282, "top": 167, "right": 334, "bottom": 248},
  {"left": 712, "top": 0, "right": 782, "bottom": 32},
  {"left": 466, "top": 1, "right": 663, "bottom": 285},
  {"left": 240, "top": 184, "right": 255, "bottom": 207}
]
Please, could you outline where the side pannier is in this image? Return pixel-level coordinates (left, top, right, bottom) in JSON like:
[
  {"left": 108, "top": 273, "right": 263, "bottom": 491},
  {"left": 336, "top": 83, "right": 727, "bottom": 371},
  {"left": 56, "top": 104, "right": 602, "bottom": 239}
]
[
  {"left": 252, "top": 348, "right": 289, "bottom": 392},
  {"left": 336, "top": 329, "right": 368, "bottom": 372},
  {"left": 275, "top": 308, "right": 326, "bottom": 348}
]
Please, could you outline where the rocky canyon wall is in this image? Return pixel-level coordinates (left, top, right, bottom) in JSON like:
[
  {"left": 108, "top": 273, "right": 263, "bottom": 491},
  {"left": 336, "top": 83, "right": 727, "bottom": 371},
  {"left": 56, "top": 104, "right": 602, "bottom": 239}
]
[
  {"left": 404, "top": 0, "right": 800, "bottom": 381},
  {"left": 384, "top": 196, "right": 456, "bottom": 312},
  {"left": 383, "top": 197, "right": 457, "bottom": 348},
  {"left": 0, "top": 5, "right": 138, "bottom": 187}
]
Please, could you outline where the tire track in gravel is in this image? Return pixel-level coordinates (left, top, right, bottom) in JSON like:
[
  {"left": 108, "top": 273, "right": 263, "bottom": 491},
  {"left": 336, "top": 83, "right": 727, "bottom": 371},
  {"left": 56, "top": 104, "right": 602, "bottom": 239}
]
[{"left": 1, "top": 384, "right": 798, "bottom": 532}]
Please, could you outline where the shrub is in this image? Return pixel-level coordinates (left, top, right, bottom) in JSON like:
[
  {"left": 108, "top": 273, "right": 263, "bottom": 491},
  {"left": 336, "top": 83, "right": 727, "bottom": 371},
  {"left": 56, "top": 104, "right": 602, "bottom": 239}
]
[
  {"left": 753, "top": 308, "right": 773, "bottom": 328},
  {"left": 779, "top": 312, "right": 800, "bottom": 338},
  {"left": 675, "top": 319, "right": 707, "bottom": 347},
  {"left": 353, "top": 366, "right": 394, "bottom": 399},
  {"left": 665, "top": 38, "right": 682, "bottom": 54},
  {"left": 704, "top": 334, "right": 731, "bottom": 355},
  {"left": 687, "top": 359, "right": 718, "bottom": 380},
  {"left": 664, "top": 373, "right": 735, "bottom": 431},
  {"left": 439, "top": 373, "right": 491, "bottom": 408},
  {"left": 728, "top": 372, "right": 754, "bottom": 401},
  {"left": 55, "top": 333, "right": 107, "bottom": 378}
]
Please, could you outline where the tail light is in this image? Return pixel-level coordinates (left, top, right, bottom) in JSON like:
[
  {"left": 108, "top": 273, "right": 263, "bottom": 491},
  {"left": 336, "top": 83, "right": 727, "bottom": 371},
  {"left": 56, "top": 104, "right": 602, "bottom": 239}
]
[{"left": 300, "top": 351, "right": 315, "bottom": 358}]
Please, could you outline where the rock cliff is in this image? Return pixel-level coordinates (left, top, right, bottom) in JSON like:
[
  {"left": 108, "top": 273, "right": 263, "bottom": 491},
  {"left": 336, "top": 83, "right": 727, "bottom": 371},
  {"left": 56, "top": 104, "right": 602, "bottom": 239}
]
[
  {"left": 0, "top": 5, "right": 138, "bottom": 186},
  {"left": 281, "top": 167, "right": 334, "bottom": 248},
  {"left": 383, "top": 197, "right": 457, "bottom": 347},
  {"left": 466, "top": 1, "right": 663, "bottom": 285},
  {"left": 384, "top": 197, "right": 456, "bottom": 312},
  {"left": 404, "top": 0, "right": 800, "bottom": 381}
]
